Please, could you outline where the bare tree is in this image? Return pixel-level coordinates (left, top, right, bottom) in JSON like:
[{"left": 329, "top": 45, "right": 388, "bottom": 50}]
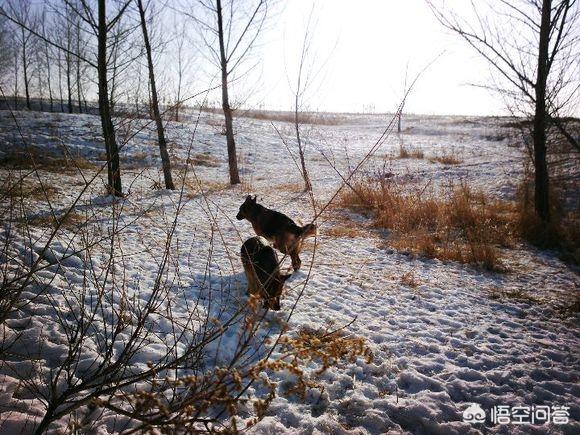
[
  {"left": 188, "top": 0, "right": 268, "bottom": 185},
  {"left": 7, "top": 0, "right": 36, "bottom": 110},
  {"left": 0, "top": 11, "right": 14, "bottom": 92},
  {"left": 74, "top": 14, "right": 83, "bottom": 113},
  {"left": 292, "top": 12, "right": 314, "bottom": 193},
  {"left": 40, "top": 11, "right": 55, "bottom": 112},
  {"left": 63, "top": 2, "right": 74, "bottom": 113},
  {"left": 428, "top": 0, "right": 580, "bottom": 223},
  {"left": 96, "top": 0, "right": 126, "bottom": 196},
  {"left": 172, "top": 14, "right": 193, "bottom": 122},
  {"left": 137, "top": 0, "right": 175, "bottom": 190}
]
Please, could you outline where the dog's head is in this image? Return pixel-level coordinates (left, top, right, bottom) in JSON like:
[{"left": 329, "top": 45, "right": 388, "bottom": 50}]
[{"left": 236, "top": 195, "right": 257, "bottom": 220}]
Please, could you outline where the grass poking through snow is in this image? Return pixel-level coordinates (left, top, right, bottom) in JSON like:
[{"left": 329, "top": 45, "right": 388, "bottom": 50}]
[{"left": 338, "top": 180, "right": 517, "bottom": 271}]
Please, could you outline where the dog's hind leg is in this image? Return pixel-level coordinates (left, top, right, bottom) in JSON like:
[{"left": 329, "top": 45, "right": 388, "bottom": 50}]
[{"left": 243, "top": 262, "right": 259, "bottom": 295}]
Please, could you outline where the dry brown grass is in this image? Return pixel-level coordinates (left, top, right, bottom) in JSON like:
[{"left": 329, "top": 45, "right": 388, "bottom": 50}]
[
  {"left": 400, "top": 271, "right": 420, "bottom": 287},
  {"left": 517, "top": 180, "right": 579, "bottom": 263},
  {"left": 338, "top": 180, "right": 517, "bottom": 270},
  {"left": 325, "top": 222, "right": 365, "bottom": 238},
  {"left": 2, "top": 178, "right": 59, "bottom": 201},
  {"left": 0, "top": 149, "right": 97, "bottom": 172},
  {"left": 181, "top": 178, "right": 229, "bottom": 198},
  {"left": 398, "top": 146, "right": 425, "bottom": 159},
  {"left": 429, "top": 154, "right": 463, "bottom": 165},
  {"left": 21, "top": 210, "right": 86, "bottom": 229},
  {"left": 275, "top": 181, "right": 305, "bottom": 193},
  {"left": 187, "top": 152, "right": 221, "bottom": 167}
]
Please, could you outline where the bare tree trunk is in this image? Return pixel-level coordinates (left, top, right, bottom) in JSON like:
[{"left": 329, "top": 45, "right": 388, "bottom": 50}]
[
  {"left": 66, "top": 51, "right": 73, "bottom": 113},
  {"left": 294, "top": 103, "right": 311, "bottom": 192},
  {"left": 76, "top": 20, "right": 82, "bottom": 113},
  {"left": 109, "top": 29, "right": 121, "bottom": 114},
  {"left": 36, "top": 50, "right": 44, "bottom": 111},
  {"left": 98, "top": 0, "right": 122, "bottom": 196},
  {"left": 21, "top": 29, "right": 30, "bottom": 110},
  {"left": 13, "top": 49, "right": 18, "bottom": 109},
  {"left": 65, "top": 24, "right": 73, "bottom": 114},
  {"left": 216, "top": 0, "right": 240, "bottom": 185},
  {"left": 137, "top": 0, "right": 174, "bottom": 190},
  {"left": 533, "top": 0, "right": 551, "bottom": 222},
  {"left": 44, "top": 41, "right": 54, "bottom": 111},
  {"left": 57, "top": 48, "right": 64, "bottom": 112}
]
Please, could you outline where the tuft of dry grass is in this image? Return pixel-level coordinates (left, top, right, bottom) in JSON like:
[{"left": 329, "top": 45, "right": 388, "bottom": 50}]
[
  {"left": 181, "top": 178, "right": 229, "bottom": 198},
  {"left": 400, "top": 271, "right": 420, "bottom": 287},
  {"left": 188, "top": 152, "right": 221, "bottom": 167},
  {"left": 325, "top": 222, "right": 365, "bottom": 238},
  {"left": 275, "top": 181, "right": 305, "bottom": 193},
  {"left": 488, "top": 286, "right": 542, "bottom": 305},
  {"left": 429, "top": 154, "right": 462, "bottom": 165},
  {"left": 338, "top": 180, "right": 517, "bottom": 270},
  {"left": 398, "top": 146, "right": 424, "bottom": 159}
]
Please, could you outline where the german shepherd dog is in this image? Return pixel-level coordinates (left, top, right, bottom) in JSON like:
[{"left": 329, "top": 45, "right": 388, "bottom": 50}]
[
  {"left": 241, "top": 237, "right": 291, "bottom": 310},
  {"left": 236, "top": 195, "right": 316, "bottom": 271}
]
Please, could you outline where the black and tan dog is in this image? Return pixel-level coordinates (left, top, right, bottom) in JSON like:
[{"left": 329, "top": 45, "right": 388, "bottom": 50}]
[
  {"left": 236, "top": 195, "right": 316, "bottom": 271},
  {"left": 241, "top": 236, "right": 290, "bottom": 310}
]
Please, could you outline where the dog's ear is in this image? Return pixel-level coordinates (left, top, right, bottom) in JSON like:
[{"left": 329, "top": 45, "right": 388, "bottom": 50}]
[{"left": 245, "top": 195, "right": 252, "bottom": 201}]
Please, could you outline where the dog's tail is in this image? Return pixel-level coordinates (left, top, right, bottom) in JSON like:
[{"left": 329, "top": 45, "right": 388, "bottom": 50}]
[{"left": 297, "top": 223, "right": 317, "bottom": 238}]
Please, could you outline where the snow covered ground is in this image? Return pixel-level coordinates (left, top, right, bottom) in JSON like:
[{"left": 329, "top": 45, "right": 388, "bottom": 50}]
[{"left": 0, "top": 109, "right": 578, "bottom": 434}]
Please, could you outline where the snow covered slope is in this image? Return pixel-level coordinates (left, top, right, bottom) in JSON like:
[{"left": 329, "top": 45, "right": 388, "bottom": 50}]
[{"left": 0, "top": 110, "right": 578, "bottom": 434}]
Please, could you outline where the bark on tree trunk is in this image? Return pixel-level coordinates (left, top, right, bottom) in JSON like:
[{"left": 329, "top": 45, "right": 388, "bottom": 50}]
[
  {"left": 66, "top": 17, "right": 73, "bottom": 113},
  {"left": 57, "top": 49, "right": 64, "bottom": 112},
  {"left": 137, "top": 0, "right": 175, "bottom": 190},
  {"left": 37, "top": 51, "right": 44, "bottom": 111},
  {"left": 45, "top": 42, "right": 54, "bottom": 112},
  {"left": 216, "top": 0, "right": 240, "bottom": 185},
  {"left": 295, "top": 106, "right": 312, "bottom": 192},
  {"left": 21, "top": 31, "right": 30, "bottom": 110},
  {"left": 98, "top": 0, "right": 123, "bottom": 197},
  {"left": 13, "top": 51, "right": 18, "bottom": 109},
  {"left": 533, "top": 0, "right": 551, "bottom": 223},
  {"left": 76, "top": 22, "right": 82, "bottom": 114},
  {"left": 66, "top": 51, "right": 73, "bottom": 113}
]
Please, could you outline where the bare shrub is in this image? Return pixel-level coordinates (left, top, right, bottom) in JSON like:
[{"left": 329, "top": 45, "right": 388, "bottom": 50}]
[{"left": 338, "top": 179, "right": 516, "bottom": 270}]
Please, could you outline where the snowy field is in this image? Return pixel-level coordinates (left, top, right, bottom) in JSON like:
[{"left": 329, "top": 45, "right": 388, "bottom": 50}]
[{"left": 0, "top": 109, "right": 578, "bottom": 434}]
